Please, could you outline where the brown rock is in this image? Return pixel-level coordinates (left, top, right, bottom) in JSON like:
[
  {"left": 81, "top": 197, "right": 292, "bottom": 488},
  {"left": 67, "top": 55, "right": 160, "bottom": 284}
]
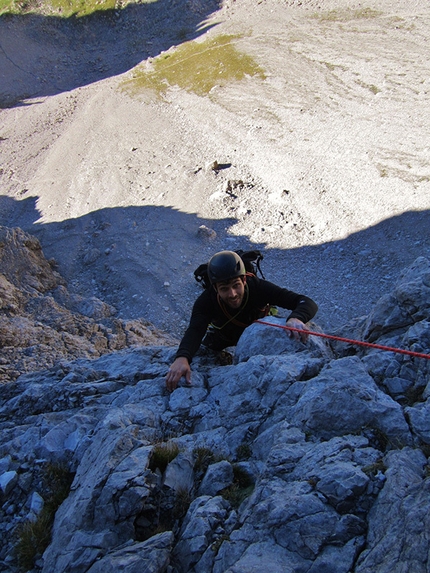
[{"left": 0, "top": 227, "right": 176, "bottom": 383}]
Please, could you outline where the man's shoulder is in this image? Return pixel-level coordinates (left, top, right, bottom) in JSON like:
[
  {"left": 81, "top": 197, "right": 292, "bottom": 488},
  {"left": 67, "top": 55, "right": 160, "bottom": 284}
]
[
  {"left": 247, "top": 274, "right": 260, "bottom": 285},
  {"left": 193, "top": 286, "right": 217, "bottom": 308},
  {"left": 247, "top": 274, "right": 277, "bottom": 290}
]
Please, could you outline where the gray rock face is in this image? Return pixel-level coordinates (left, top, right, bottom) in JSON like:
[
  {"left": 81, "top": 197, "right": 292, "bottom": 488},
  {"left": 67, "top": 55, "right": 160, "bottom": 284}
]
[
  {"left": 198, "top": 461, "right": 234, "bottom": 496},
  {"left": 1, "top": 257, "right": 430, "bottom": 573}
]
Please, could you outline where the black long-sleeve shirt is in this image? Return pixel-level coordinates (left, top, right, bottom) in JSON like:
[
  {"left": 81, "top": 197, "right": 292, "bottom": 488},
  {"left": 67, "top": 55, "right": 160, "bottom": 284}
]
[{"left": 175, "top": 275, "right": 318, "bottom": 363}]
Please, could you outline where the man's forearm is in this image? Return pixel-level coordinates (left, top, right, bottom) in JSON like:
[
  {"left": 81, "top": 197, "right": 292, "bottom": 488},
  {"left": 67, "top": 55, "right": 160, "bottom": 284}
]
[
  {"left": 174, "top": 325, "right": 206, "bottom": 364},
  {"left": 287, "top": 295, "right": 318, "bottom": 323}
]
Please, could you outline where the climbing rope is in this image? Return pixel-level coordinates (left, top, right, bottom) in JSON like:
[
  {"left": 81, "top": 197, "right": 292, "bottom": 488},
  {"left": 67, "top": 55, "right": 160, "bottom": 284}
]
[{"left": 254, "top": 320, "right": 430, "bottom": 360}]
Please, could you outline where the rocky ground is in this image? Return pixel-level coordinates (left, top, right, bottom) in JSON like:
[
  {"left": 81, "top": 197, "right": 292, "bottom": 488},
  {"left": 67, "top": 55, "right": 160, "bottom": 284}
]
[
  {"left": 0, "top": 226, "right": 175, "bottom": 382},
  {"left": 1, "top": 0, "right": 429, "bottom": 344},
  {"left": 0, "top": 255, "right": 429, "bottom": 572},
  {"left": 1, "top": 2, "right": 430, "bottom": 570}
]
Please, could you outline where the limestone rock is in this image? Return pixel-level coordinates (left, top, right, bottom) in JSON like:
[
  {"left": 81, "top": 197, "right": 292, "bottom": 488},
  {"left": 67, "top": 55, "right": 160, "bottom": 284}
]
[
  {"left": 86, "top": 532, "right": 174, "bottom": 573},
  {"left": 198, "top": 461, "right": 234, "bottom": 496},
  {"left": 1, "top": 257, "right": 430, "bottom": 573},
  {"left": 197, "top": 225, "right": 217, "bottom": 241},
  {"left": 234, "top": 316, "right": 331, "bottom": 363},
  {"left": 0, "top": 470, "right": 18, "bottom": 496}
]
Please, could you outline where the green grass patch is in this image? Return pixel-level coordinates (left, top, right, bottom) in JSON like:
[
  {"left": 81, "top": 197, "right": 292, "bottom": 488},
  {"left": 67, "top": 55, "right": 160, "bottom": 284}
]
[
  {"left": 355, "top": 80, "right": 381, "bottom": 95},
  {"left": 123, "top": 34, "right": 266, "bottom": 98},
  {"left": 313, "top": 7, "right": 382, "bottom": 22},
  {"left": 221, "top": 482, "right": 254, "bottom": 508},
  {"left": 0, "top": 0, "right": 153, "bottom": 17}
]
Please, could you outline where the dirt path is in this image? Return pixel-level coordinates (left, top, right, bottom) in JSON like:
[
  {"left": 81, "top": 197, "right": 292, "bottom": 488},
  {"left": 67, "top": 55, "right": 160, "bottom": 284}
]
[{"left": 1, "top": 0, "right": 429, "bottom": 338}]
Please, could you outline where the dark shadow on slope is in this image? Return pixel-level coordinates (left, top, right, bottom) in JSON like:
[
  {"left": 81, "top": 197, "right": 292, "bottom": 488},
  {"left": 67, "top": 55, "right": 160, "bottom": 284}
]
[
  {"left": 263, "top": 209, "right": 430, "bottom": 332},
  {"left": 0, "top": 194, "right": 239, "bottom": 336},
  {"left": 0, "top": 194, "right": 429, "bottom": 338},
  {"left": 0, "top": 0, "right": 221, "bottom": 108}
]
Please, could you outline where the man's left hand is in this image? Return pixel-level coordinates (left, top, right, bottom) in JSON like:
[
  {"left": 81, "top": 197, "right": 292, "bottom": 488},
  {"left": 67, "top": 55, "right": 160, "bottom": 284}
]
[{"left": 286, "top": 318, "right": 310, "bottom": 343}]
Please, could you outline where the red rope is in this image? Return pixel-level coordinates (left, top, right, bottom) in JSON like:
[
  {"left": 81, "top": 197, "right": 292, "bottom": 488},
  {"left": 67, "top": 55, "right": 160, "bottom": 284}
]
[{"left": 254, "top": 320, "right": 430, "bottom": 360}]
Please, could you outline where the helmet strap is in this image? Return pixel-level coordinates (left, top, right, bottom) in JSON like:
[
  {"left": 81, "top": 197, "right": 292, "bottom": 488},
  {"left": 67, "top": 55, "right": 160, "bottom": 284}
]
[{"left": 215, "top": 283, "right": 250, "bottom": 328}]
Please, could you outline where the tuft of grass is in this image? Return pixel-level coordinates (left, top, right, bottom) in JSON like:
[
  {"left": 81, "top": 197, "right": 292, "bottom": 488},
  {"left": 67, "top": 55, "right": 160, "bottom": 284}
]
[
  {"left": 149, "top": 441, "right": 180, "bottom": 473},
  {"left": 356, "top": 80, "right": 381, "bottom": 95},
  {"left": 134, "top": 484, "right": 191, "bottom": 542},
  {"left": 220, "top": 464, "right": 254, "bottom": 508},
  {"left": 221, "top": 483, "right": 254, "bottom": 508},
  {"left": 231, "top": 464, "right": 254, "bottom": 489},
  {"left": 193, "top": 446, "right": 217, "bottom": 474},
  {"left": 362, "top": 458, "right": 386, "bottom": 476},
  {"left": 123, "top": 34, "right": 266, "bottom": 98},
  {"left": 15, "top": 463, "right": 74, "bottom": 571},
  {"left": 15, "top": 513, "right": 53, "bottom": 571},
  {"left": 172, "top": 487, "right": 192, "bottom": 520},
  {"left": 235, "top": 443, "right": 252, "bottom": 461},
  {"left": 211, "top": 533, "right": 230, "bottom": 554}
]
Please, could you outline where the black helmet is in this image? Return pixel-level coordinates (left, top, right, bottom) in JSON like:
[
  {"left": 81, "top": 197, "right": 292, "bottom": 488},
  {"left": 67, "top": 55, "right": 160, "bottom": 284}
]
[{"left": 207, "top": 251, "right": 246, "bottom": 285}]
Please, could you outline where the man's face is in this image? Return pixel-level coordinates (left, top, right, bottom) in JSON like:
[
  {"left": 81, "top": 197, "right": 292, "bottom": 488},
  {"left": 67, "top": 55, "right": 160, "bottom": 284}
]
[{"left": 215, "top": 276, "right": 246, "bottom": 309}]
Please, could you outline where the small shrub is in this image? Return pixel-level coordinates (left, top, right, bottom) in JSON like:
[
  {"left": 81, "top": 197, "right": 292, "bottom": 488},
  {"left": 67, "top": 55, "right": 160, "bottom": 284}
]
[
  {"left": 232, "top": 464, "right": 254, "bottom": 489},
  {"left": 135, "top": 485, "right": 191, "bottom": 542},
  {"left": 15, "top": 513, "right": 52, "bottom": 571},
  {"left": 403, "top": 385, "right": 426, "bottom": 407},
  {"left": 363, "top": 427, "right": 389, "bottom": 452},
  {"left": 307, "top": 476, "right": 319, "bottom": 488},
  {"left": 420, "top": 444, "right": 430, "bottom": 459},
  {"left": 221, "top": 483, "right": 254, "bottom": 508}
]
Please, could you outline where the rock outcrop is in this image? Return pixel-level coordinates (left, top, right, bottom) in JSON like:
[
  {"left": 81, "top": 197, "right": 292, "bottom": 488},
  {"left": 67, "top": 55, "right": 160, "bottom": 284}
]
[
  {"left": 1, "top": 241, "right": 430, "bottom": 572},
  {"left": 0, "top": 227, "right": 176, "bottom": 383}
]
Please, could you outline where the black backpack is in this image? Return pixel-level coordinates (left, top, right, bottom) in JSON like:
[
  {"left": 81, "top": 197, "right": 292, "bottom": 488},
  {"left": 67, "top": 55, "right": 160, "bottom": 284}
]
[{"left": 194, "top": 250, "right": 265, "bottom": 289}]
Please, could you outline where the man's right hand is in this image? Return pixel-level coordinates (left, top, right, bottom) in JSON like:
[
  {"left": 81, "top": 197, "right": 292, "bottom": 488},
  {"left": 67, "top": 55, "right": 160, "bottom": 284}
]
[{"left": 166, "top": 357, "right": 191, "bottom": 392}]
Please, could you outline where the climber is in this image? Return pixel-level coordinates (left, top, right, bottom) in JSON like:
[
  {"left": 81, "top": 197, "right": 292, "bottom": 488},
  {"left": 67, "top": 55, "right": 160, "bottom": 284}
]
[{"left": 166, "top": 250, "right": 318, "bottom": 392}]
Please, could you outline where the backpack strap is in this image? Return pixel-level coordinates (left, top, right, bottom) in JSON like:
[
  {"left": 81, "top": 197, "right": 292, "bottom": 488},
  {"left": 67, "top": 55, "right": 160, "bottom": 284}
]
[{"left": 194, "top": 263, "right": 211, "bottom": 289}]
